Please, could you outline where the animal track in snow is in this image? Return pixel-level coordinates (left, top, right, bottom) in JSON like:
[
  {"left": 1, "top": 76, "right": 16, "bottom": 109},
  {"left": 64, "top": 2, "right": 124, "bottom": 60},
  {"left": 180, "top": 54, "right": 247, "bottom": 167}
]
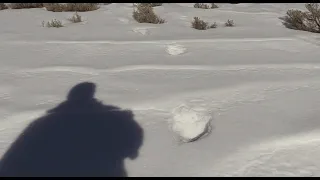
[
  {"left": 165, "top": 43, "right": 187, "bottom": 56},
  {"left": 132, "top": 27, "right": 154, "bottom": 35}
]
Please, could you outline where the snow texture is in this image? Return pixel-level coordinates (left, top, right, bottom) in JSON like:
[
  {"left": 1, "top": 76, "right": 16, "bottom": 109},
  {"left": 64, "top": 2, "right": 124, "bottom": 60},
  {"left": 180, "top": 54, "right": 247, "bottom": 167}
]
[{"left": 0, "top": 3, "right": 320, "bottom": 177}]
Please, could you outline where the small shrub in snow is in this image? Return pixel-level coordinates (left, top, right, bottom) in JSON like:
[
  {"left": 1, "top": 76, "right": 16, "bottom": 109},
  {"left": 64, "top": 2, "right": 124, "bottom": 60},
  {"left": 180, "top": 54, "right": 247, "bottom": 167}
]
[
  {"left": 210, "top": 22, "right": 218, "bottom": 28},
  {"left": 133, "top": 4, "right": 165, "bottom": 24},
  {"left": 211, "top": 3, "right": 219, "bottom": 9},
  {"left": 281, "top": 3, "right": 320, "bottom": 33},
  {"left": 68, "top": 12, "right": 82, "bottom": 23},
  {"left": 194, "top": 3, "right": 219, "bottom": 9},
  {"left": 194, "top": 3, "right": 210, "bottom": 9},
  {"left": 225, "top": 19, "right": 235, "bottom": 27},
  {"left": 0, "top": 3, "right": 7, "bottom": 10},
  {"left": 192, "top": 17, "right": 209, "bottom": 30},
  {"left": 192, "top": 17, "right": 217, "bottom": 30},
  {"left": 8, "top": 3, "right": 43, "bottom": 9},
  {"left": 43, "top": 19, "right": 64, "bottom": 28},
  {"left": 44, "top": 3, "right": 99, "bottom": 12}
]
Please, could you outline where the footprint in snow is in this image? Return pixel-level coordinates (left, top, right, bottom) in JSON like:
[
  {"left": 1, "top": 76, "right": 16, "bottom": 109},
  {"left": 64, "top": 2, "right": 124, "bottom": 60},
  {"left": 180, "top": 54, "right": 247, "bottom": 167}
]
[
  {"left": 132, "top": 27, "right": 154, "bottom": 35},
  {"left": 171, "top": 104, "right": 213, "bottom": 143},
  {"left": 166, "top": 44, "right": 187, "bottom": 56}
]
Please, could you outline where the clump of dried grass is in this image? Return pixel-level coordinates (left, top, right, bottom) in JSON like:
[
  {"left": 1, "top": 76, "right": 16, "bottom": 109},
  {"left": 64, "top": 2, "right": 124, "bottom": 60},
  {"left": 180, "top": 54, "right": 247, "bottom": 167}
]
[
  {"left": 225, "top": 19, "right": 235, "bottom": 27},
  {"left": 42, "top": 19, "right": 64, "bottom": 28},
  {"left": 68, "top": 12, "right": 82, "bottom": 23}
]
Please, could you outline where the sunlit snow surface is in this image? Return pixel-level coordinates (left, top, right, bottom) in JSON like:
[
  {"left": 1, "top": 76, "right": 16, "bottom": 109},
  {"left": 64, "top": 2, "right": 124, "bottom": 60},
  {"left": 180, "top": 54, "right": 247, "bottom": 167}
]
[{"left": 1, "top": 3, "right": 320, "bottom": 177}]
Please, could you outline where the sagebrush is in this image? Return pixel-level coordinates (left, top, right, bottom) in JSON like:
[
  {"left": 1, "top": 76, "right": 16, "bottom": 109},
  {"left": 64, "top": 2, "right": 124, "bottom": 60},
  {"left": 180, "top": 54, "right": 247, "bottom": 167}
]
[
  {"left": 43, "top": 19, "right": 63, "bottom": 28},
  {"left": 68, "top": 12, "right": 82, "bottom": 23},
  {"left": 225, "top": 19, "right": 235, "bottom": 27},
  {"left": 194, "top": 3, "right": 210, "bottom": 9},
  {"left": 194, "top": 3, "right": 218, "bottom": 9},
  {"left": 211, "top": 3, "right": 219, "bottom": 9},
  {"left": 192, "top": 17, "right": 217, "bottom": 30},
  {"left": 0, "top": 3, "right": 7, "bottom": 10},
  {"left": 133, "top": 4, "right": 165, "bottom": 24},
  {"left": 8, "top": 3, "right": 43, "bottom": 9},
  {"left": 44, "top": 3, "right": 99, "bottom": 12},
  {"left": 210, "top": 22, "right": 218, "bottom": 28},
  {"left": 281, "top": 3, "right": 320, "bottom": 33}
]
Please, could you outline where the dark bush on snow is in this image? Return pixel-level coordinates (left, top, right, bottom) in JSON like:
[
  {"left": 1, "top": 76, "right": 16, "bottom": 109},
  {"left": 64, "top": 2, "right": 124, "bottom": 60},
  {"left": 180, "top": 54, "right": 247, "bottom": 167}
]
[
  {"left": 133, "top": 3, "right": 165, "bottom": 24},
  {"left": 281, "top": 3, "right": 320, "bottom": 33},
  {"left": 0, "top": 3, "right": 8, "bottom": 10},
  {"left": 192, "top": 17, "right": 217, "bottom": 30},
  {"left": 44, "top": 3, "right": 99, "bottom": 12},
  {"left": 8, "top": 3, "right": 44, "bottom": 9}
]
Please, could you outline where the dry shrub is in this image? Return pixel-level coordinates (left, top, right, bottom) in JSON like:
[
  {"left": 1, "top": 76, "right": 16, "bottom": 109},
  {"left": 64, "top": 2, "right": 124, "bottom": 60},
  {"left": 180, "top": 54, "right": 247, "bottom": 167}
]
[
  {"left": 194, "top": 3, "right": 210, "bottom": 9},
  {"left": 139, "top": 3, "right": 162, "bottom": 7},
  {"left": 68, "top": 12, "right": 82, "bottom": 23},
  {"left": 194, "top": 3, "right": 218, "bottom": 9},
  {"left": 44, "top": 3, "right": 99, "bottom": 12},
  {"left": 8, "top": 3, "right": 43, "bottom": 9},
  {"left": 225, "top": 19, "right": 234, "bottom": 27},
  {"left": 133, "top": 4, "right": 165, "bottom": 24},
  {"left": 43, "top": 3, "right": 63, "bottom": 12},
  {"left": 211, "top": 3, "right": 219, "bottom": 9},
  {"left": 192, "top": 17, "right": 208, "bottom": 30},
  {"left": 210, "top": 22, "right": 218, "bottom": 28},
  {"left": 0, "top": 3, "right": 8, "bottom": 10},
  {"left": 281, "top": 3, "right": 320, "bottom": 33},
  {"left": 149, "top": 3, "right": 163, "bottom": 7},
  {"left": 42, "top": 19, "right": 63, "bottom": 28},
  {"left": 192, "top": 17, "right": 217, "bottom": 30}
]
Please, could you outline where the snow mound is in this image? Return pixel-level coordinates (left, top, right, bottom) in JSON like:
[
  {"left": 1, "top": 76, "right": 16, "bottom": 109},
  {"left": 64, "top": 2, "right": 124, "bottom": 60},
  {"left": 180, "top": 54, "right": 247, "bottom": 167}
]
[
  {"left": 171, "top": 105, "right": 212, "bottom": 143},
  {"left": 166, "top": 44, "right": 187, "bottom": 56}
]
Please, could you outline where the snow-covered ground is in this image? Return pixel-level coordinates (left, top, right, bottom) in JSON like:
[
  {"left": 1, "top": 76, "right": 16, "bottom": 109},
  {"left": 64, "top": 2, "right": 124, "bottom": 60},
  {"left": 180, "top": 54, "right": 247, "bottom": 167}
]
[{"left": 1, "top": 3, "right": 320, "bottom": 177}]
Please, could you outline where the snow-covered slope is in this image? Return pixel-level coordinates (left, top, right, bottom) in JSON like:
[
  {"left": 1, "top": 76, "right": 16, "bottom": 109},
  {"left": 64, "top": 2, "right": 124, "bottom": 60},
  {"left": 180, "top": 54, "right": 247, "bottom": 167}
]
[{"left": 1, "top": 3, "right": 320, "bottom": 177}]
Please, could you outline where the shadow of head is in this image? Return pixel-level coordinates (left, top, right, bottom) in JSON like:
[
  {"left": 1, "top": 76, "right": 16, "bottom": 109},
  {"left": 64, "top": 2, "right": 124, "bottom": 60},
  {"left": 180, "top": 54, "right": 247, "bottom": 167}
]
[
  {"left": 0, "top": 82, "right": 144, "bottom": 177},
  {"left": 67, "top": 82, "right": 96, "bottom": 102}
]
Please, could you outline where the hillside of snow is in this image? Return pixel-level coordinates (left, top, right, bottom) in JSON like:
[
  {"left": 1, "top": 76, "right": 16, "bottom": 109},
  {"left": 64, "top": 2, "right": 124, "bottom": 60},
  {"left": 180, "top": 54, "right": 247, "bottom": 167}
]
[{"left": 1, "top": 3, "right": 320, "bottom": 177}]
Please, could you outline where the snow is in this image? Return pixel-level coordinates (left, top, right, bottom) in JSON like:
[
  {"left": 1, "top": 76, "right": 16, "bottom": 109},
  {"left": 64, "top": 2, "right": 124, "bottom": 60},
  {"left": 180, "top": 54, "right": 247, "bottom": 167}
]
[
  {"left": 171, "top": 104, "right": 212, "bottom": 143},
  {"left": 1, "top": 3, "right": 320, "bottom": 176}
]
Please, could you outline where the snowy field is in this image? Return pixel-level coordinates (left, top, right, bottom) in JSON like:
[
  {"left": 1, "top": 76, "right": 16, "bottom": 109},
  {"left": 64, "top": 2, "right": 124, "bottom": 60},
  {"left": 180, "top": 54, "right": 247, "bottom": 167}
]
[{"left": 1, "top": 3, "right": 320, "bottom": 177}]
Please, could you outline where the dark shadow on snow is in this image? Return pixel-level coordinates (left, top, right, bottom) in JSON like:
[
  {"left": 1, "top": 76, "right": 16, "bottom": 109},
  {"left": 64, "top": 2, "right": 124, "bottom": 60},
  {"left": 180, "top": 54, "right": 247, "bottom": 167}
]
[{"left": 0, "top": 82, "right": 144, "bottom": 177}]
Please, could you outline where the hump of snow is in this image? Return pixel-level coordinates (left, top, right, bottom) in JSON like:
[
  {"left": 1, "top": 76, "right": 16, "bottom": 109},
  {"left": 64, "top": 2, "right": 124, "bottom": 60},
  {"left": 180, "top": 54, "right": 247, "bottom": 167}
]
[
  {"left": 171, "top": 105, "right": 212, "bottom": 143},
  {"left": 166, "top": 44, "right": 187, "bottom": 56}
]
